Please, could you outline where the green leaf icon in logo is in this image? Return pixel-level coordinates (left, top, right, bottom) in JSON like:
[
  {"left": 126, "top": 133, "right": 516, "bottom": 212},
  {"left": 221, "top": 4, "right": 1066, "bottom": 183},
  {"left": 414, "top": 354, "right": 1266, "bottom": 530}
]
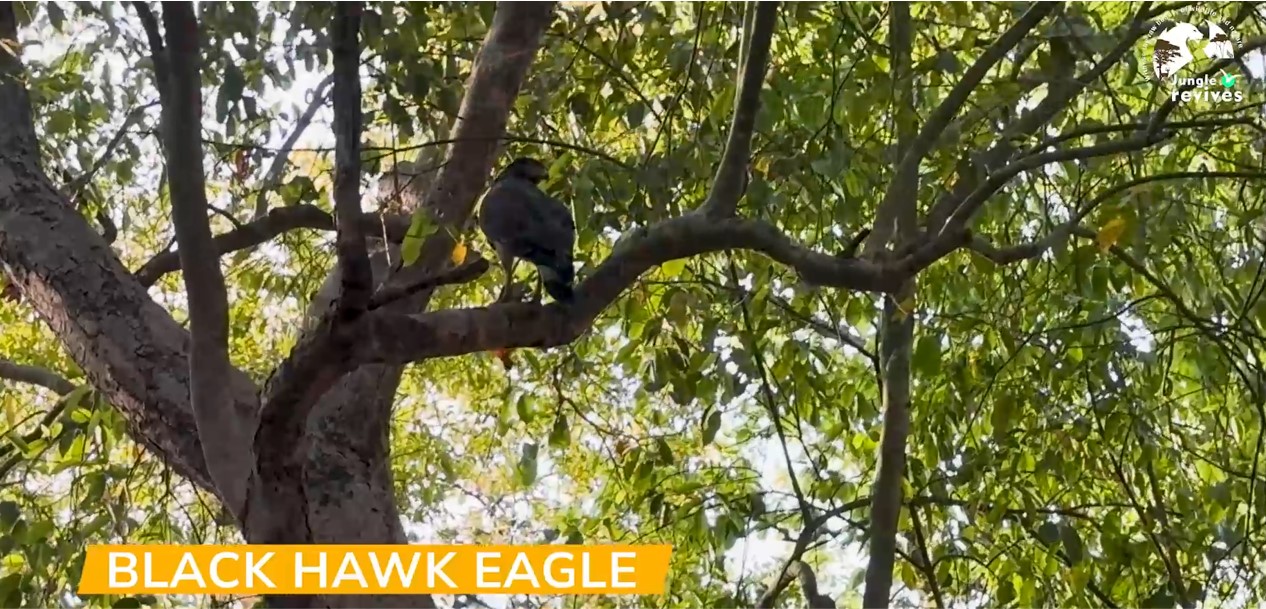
[{"left": 1221, "top": 73, "right": 1237, "bottom": 88}]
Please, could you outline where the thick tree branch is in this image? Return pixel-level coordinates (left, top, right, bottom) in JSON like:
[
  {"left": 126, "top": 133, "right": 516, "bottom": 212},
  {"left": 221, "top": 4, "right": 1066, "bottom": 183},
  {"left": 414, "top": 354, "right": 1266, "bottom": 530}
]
[
  {"left": 864, "top": 1, "right": 1059, "bottom": 254},
  {"left": 789, "top": 561, "right": 835, "bottom": 609},
  {"left": 330, "top": 3, "right": 372, "bottom": 322},
  {"left": 380, "top": 2, "right": 557, "bottom": 302},
  {"left": 0, "top": 5, "right": 38, "bottom": 159},
  {"left": 252, "top": 75, "right": 333, "bottom": 220},
  {"left": 354, "top": 214, "right": 921, "bottom": 366},
  {"left": 156, "top": 3, "right": 251, "bottom": 516},
  {"left": 864, "top": 5, "right": 918, "bottom": 605},
  {"left": 0, "top": 359, "right": 75, "bottom": 394},
  {"left": 3, "top": 0, "right": 252, "bottom": 498},
  {"left": 702, "top": 1, "right": 777, "bottom": 218},
  {"left": 247, "top": 5, "right": 557, "bottom": 572}
]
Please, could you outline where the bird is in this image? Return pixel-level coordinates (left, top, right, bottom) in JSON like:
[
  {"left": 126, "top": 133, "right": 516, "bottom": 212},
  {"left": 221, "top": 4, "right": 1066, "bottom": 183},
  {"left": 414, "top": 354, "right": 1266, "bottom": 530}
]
[{"left": 477, "top": 157, "right": 576, "bottom": 305}]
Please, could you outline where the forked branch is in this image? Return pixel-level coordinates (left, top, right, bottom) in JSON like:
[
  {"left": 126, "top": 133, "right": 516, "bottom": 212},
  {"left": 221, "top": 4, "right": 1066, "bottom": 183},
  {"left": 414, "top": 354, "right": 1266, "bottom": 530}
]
[
  {"left": 330, "top": 2, "right": 372, "bottom": 323},
  {"left": 154, "top": 2, "right": 251, "bottom": 515}
]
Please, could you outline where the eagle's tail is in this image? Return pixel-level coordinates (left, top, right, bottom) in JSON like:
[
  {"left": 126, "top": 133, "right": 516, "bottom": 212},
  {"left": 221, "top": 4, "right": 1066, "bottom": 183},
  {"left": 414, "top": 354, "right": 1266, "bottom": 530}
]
[{"left": 538, "top": 262, "right": 575, "bottom": 304}]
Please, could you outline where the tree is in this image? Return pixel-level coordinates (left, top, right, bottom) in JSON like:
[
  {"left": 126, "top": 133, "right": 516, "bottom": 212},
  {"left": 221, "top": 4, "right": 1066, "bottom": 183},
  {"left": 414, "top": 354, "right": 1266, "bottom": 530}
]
[{"left": 2, "top": 2, "right": 1265, "bottom": 608}]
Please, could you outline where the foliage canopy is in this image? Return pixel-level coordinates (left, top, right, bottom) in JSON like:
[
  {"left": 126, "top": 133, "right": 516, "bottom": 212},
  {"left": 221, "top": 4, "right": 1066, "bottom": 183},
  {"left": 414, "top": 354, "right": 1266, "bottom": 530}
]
[{"left": 1, "top": 2, "right": 1266, "bottom": 608}]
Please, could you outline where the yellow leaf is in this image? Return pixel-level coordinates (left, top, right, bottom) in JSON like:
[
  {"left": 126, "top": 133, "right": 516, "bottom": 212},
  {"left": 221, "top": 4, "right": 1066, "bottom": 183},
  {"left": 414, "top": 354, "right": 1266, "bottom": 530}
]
[
  {"left": 451, "top": 240, "right": 468, "bottom": 265},
  {"left": 753, "top": 155, "right": 772, "bottom": 176},
  {"left": 661, "top": 258, "right": 687, "bottom": 277},
  {"left": 1096, "top": 217, "right": 1128, "bottom": 252}
]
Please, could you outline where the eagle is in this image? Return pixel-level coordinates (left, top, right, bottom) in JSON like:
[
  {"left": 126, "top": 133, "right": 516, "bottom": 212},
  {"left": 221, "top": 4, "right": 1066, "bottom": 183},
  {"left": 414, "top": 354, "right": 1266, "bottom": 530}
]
[{"left": 477, "top": 157, "right": 576, "bottom": 304}]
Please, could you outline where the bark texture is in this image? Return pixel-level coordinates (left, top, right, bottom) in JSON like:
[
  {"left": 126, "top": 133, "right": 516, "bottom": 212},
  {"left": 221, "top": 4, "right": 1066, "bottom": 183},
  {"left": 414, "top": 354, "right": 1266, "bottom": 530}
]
[{"left": 863, "top": 6, "right": 916, "bottom": 606}]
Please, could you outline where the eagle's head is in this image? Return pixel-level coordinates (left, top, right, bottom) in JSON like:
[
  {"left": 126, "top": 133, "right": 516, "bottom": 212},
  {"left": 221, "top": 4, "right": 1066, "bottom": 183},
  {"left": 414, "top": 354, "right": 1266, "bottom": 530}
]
[{"left": 500, "top": 157, "right": 549, "bottom": 185}]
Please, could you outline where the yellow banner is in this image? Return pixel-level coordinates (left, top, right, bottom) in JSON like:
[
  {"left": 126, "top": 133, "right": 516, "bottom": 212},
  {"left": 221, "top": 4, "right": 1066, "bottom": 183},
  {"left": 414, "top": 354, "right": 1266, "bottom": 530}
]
[{"left": 78, "top": 544, "right": 673, "bottom": 596}]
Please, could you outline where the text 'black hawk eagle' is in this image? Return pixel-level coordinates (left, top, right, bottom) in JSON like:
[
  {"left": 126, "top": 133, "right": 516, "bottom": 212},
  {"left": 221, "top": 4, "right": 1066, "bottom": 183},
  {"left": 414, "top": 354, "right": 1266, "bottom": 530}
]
[{"left": 478, "top": 157, "right": 576, "bottom": 304}]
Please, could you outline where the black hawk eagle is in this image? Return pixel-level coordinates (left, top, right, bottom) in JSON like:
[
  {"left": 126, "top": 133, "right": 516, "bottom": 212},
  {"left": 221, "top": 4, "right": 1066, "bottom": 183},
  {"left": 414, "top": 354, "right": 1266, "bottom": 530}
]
[{"left": 478, "top": 157, "right": 576, "bottom": 304}]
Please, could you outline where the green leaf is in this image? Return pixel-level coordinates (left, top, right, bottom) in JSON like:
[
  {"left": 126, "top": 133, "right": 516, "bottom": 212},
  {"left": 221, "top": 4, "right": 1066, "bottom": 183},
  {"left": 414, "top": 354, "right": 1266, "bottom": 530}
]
[
  {"left": 0, "top": 502, "right": 18, "bottom": 532},
  {"left": 655, "top": 437, "right": 674, "bottom": 465},
  {"left": 516, "top": 442, "right": 539, "bottom": 487},
  {"left": 514, "top": 393, "right": 534, "bottom": 424},
  {"left": 401, "top": 210, "right": 438, "bottom": 265},
  {"left": 0, "top": 574, "right": 20, "bottom": 605},
  {"left": 701, "top": 410, "right": 722, "bottom": 445},
  {"left": 1060, "top": 524, "right": 1085, "bottom": 563},
  {"left": 81, "top": 513, "right": 111, "bottom": 539},
  {"left": 1142, "top": 588, "right": 1174, "bottom": 609},
  {"left": 991, "top": 394, "right": 1017, "bottom": 439},
  {"left": 548, "top": 415, "right": 570, "bottom": 449},
  {"left": 899, "top": 562, "right": 918, "bottom": 587},
  {"left": 1037, "top": 521, "right": 1060, "bottom": 546},
  {"left": 217, "top": 64, "right": 246, "bottom": 123},
  {"left": 913, "top": 336, "right": 941, "bottom": 376},
  {"left": 46, "top": 110, "right": 74, "bottom": 134},
  {"left": 47, "top": 2, "right": 65, "bottom": 31}
]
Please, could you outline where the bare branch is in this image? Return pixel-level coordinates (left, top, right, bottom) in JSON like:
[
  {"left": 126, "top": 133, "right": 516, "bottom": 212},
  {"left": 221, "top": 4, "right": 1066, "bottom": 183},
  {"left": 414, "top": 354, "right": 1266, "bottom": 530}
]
[
  {"left": 133, "top": 206, "right": 411, "bottom": 287},
  {"left": 1029, "top": 116, "right": 1263, "bottom": 155},
  {"left": 754, "top": 499, "right": 871, "bottom": 608},
  {"left": 791, "top": 561, "right": 835, "bottom": 609},
  {"left": 909, "top": 505, "right": 946, "bottom": 609},
  {"left": 367, "top": 257, "right": 489, "bottom": 311},
  {"left": 864, "top": 1, "right": 1059, "bottom": 254},
  {"left": 957, "top": 132, "right": 1169, "bottom": 227},
  {"left": 2, "top": 0, "right": 241, "bottom": 497},
  {"left": 907, "top": 128, "right": 1174, "bottom": 271},
  {"left": 130, "top": 2, "right": 164, "bottom": 58},
  {"left": 252, "top": 75, "right": 333, "bottom": 220},
  {"left": 767, "top": 296, "right": 875, "bottom": 361},
  {"left": 970, "top": 171, "right": 1266, "bottom": 265},
  {"left": 0, "top": 359, "right": 76, "bottom": 394},
  {"left": 65, "top": 102, "right": 156, "bottom": 206},
  {"left": 156, "top": 3, "right": 251, "bottom": 515},
  {"left": 922, "top": 4, "right": 1152, "bottom": 240},
  {"left": 702, "top": 1, "right": 778, "bottom": 218},
  {"left": 330, "top": 2, "right": 372, "bottom": 321}
]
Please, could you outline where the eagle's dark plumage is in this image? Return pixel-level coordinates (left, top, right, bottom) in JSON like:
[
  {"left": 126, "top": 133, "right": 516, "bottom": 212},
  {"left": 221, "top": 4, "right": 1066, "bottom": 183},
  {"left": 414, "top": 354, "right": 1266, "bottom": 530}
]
[{"left": 478, "top": 157, "right": 576, "bottom": 304}]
